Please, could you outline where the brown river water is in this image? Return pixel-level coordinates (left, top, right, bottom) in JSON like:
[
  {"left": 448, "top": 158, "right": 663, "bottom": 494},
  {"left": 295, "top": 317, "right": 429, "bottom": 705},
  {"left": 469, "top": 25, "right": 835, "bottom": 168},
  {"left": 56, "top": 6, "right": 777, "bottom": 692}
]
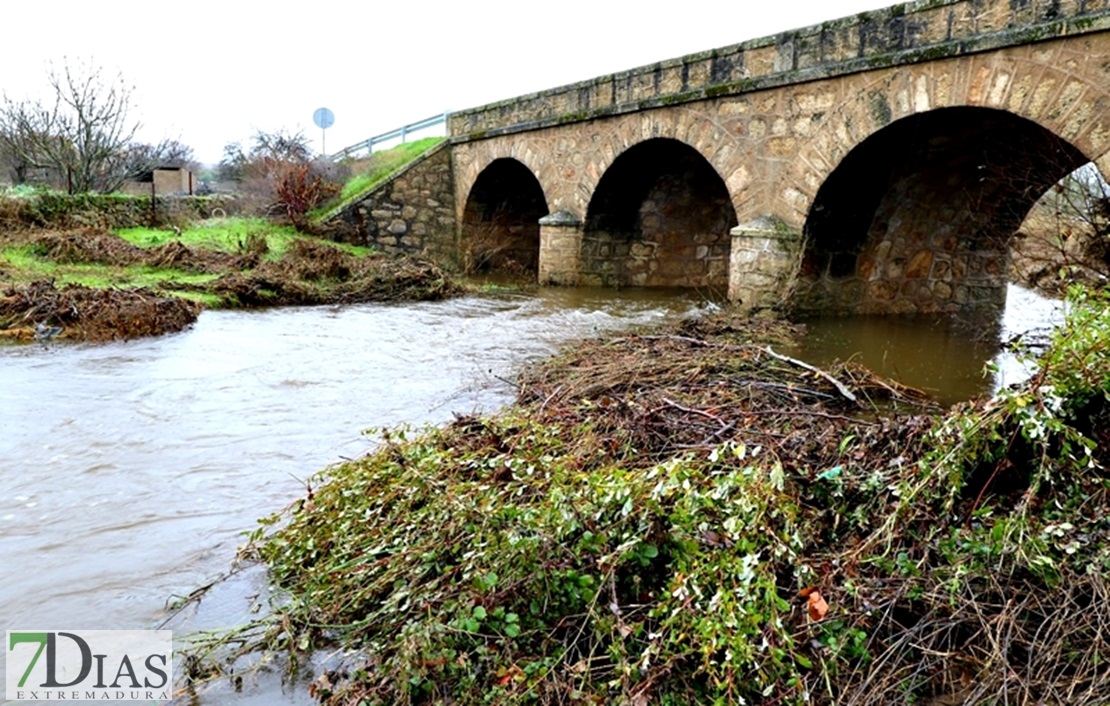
[{"left": 0, "top": 284, "right": 1060, "bottom": 703}]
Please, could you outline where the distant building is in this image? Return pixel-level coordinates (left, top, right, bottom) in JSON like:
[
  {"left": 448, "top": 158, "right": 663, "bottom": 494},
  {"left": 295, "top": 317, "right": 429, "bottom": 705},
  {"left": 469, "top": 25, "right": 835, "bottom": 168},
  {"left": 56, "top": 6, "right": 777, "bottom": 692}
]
[{"left": 122, "top": 167, "right": 194, "bottom": 196}]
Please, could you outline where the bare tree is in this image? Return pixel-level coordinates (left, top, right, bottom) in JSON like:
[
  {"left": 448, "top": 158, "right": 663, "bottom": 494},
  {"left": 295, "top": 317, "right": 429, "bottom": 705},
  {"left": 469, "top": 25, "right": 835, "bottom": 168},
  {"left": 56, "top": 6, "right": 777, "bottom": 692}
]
[
  {"left": 247, "top": 128, "right": 313, "bottom": 165},
  {"left": 0, "top": 98, "right": 58, "bottom": 185},
  {"left": 1012, "top": 162, "right": 1110, "bottom": 292},
  {"left": 217, "top": 141, "right": 247, "bottom": 183},
  {"left": 216, "top": 128, "right": 339, "bottom": 223},
  {"left": 120, "top": 139, "right": 199, "bottom": 180},
  {"left": 0, "top": 61, "right": 140, "bottom": 193}
]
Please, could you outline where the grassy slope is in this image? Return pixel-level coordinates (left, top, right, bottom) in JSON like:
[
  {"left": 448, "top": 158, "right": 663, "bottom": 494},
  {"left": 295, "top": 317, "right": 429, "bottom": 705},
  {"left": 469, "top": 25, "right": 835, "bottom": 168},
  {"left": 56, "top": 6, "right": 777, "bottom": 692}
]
[{"left": 312, "top": 137, "right": 444, "bottom": 221}]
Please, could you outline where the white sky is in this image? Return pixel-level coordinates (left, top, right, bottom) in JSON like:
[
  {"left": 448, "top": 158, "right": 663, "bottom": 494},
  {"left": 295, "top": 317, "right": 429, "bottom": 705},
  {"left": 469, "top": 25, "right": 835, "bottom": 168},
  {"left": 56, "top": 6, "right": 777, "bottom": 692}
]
[{"left": 1, "top": 1, "right": 894, "bottom": 165}]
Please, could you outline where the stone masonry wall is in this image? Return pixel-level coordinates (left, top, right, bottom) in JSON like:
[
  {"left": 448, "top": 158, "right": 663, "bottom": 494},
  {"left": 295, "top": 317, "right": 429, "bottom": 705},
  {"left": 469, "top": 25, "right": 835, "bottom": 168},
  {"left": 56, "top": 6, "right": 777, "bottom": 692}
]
[
  {"left": 581, "top": 166, "right": 735, "bottom": 289},
  {"left": 329, "top": 143, "right": 457, "bottom": 266}
]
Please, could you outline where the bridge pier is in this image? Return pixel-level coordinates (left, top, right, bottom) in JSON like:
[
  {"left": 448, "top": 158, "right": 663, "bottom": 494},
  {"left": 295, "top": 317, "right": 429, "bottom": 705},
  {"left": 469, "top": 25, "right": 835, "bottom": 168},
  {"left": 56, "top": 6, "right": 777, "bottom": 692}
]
[
  {"left": 728, "top": 216, "right": 802, "bottom": 314},
  {"left": 538, "top": 210, "right": 584, "bottom": 286}
]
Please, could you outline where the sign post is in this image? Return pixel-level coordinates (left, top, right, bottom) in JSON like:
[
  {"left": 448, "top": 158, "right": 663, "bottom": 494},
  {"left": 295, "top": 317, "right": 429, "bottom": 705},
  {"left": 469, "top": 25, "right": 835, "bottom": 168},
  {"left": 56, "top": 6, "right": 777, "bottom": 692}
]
[{"left": 313, "top": 107, "right": 335, "bottom": 157}]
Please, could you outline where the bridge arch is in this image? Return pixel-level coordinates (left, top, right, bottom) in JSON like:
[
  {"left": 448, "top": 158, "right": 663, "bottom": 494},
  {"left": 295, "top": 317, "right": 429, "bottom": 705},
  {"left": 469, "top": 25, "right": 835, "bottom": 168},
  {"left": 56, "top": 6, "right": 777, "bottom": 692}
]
[
  {"left": 582, "top": 137, "right": 738, "bottom": 290},
  {"left": 791, "top": 45, "right": 1110, "bottom": 228},
  {"left": 798, "top": 106, "right": 1090, "bottom": 314},
  {"left": 460, "top": 158, "right": 549, "bottom": 274}
]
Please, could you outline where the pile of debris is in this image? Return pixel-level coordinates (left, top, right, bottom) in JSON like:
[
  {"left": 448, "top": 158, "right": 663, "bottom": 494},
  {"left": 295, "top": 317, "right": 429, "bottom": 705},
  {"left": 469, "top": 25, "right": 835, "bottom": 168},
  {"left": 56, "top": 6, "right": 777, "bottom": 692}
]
[{"left": 0, "top": 279, "right": 201, "bottom": 342}]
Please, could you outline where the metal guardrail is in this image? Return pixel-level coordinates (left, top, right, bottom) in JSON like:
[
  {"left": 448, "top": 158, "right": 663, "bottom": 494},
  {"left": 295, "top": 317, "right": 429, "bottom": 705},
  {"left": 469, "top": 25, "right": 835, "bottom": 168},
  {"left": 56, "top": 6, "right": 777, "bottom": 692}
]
[{"left": 329, "top": 112, "right": 449, "bottom": 161}]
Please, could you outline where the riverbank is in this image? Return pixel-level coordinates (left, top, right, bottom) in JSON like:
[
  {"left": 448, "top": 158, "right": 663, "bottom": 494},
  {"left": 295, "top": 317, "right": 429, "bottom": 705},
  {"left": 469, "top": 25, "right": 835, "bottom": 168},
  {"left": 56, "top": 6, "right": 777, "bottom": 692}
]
[
  {"left": 184, "top": 285, "right": 1110, "bottom": 705},
  {"left": 0, "top": 219, "right": 456, "bottom": 341}
]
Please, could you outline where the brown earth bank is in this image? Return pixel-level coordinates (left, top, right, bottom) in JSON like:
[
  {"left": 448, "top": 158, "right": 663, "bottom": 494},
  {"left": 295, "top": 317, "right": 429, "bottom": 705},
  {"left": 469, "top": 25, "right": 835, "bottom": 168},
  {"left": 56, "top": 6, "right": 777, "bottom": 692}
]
[
  {"left": 1010, "top": 210, "right": 1110, "bottom": 295},
  {"left": 0, "top": 227, "right": 458, "bottom": 342},
  {"left": 0, "top": 279, "right": 202, "bottom": 343}
]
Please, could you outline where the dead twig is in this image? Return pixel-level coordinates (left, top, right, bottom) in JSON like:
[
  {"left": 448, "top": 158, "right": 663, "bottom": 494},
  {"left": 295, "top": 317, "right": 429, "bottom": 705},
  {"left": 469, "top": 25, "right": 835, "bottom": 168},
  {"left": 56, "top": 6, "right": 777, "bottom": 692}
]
[{"left": 764, "top": 346, "right": 859, "bottom": 404}]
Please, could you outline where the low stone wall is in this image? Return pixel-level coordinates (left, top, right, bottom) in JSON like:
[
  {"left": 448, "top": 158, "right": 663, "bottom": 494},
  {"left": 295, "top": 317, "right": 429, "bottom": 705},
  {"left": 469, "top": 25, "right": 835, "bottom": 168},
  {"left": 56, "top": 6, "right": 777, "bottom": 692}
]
[
  {"left": 0, "top": 193, "right": 239, "bottom": 230},
  {"left": 328, "top": 143, "right": 458, "bottom": 266}
]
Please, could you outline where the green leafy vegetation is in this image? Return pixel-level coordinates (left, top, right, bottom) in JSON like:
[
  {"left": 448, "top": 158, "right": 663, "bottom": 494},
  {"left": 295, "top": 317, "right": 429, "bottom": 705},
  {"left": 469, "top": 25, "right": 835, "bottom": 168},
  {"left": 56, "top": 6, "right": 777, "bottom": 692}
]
[{"left": 184, "top": 287, "right": 1110, "bottom": 704}]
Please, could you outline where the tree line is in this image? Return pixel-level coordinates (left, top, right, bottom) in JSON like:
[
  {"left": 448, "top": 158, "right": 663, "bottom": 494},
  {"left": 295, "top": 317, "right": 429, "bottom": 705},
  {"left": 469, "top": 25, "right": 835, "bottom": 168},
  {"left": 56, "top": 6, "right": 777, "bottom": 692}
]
[
  {"left": 0, "top": 62, "right": 198, "bottom": 194},
  {"left": 0, "top": 61, "right": 339, "bottom": 222}
]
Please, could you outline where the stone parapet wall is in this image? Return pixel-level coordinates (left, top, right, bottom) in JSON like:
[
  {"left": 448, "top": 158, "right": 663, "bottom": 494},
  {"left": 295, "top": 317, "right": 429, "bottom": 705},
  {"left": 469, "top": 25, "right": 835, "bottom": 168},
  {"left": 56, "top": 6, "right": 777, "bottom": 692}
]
[
  {"left": 0, "top": 193, "right": 239, "bottom": 230},
  {"left": 449, "top": 0, "right": 1110, "bottom": 139},
  {"left": 327, "top": 143, "right": 458, "bottom": 266}
]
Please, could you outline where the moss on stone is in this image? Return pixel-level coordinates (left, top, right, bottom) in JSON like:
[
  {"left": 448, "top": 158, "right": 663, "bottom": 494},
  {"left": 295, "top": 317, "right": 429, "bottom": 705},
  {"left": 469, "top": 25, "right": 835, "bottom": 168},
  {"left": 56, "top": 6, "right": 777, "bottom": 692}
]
[{"left": 555, "top": 111, "right": 590, "bottom": 125}]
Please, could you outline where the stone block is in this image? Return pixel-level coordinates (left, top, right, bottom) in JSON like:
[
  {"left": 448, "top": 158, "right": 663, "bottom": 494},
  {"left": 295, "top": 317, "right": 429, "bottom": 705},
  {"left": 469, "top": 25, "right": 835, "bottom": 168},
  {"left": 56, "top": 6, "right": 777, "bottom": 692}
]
[
  {"left": 905, "top": 250, "right": 933, "bottom": 278},
  {"left": 870, "top": 281, "right": 896, "bottom": 301},
  {"left": 768, "top": 136, "right": 798, "bottom": 156}
]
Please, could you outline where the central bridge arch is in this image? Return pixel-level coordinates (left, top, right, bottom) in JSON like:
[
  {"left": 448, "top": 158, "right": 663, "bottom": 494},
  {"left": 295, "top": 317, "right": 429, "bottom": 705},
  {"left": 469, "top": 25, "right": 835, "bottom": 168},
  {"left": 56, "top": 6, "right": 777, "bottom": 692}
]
[{"left": 581, "top": 138, "right": 738, "bottom": 290}]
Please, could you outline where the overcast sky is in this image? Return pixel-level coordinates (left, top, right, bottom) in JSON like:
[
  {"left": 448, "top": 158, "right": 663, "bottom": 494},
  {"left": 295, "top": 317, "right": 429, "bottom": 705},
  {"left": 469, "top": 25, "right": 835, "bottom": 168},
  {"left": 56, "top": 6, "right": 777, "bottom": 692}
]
[{"left": 1, "top": 1, "right": 895, "bottom": 164}]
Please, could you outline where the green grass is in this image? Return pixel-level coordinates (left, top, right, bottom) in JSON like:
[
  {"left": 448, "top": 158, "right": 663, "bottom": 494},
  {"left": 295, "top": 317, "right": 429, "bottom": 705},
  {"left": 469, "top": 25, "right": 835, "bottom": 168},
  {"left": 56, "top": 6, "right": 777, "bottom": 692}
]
[
  {"left": 168, "top": 290, "right": 223, "bottom": 307},
  {"left": 117, "top": 217, "right": 302, "bottom": 259},
  {"left": 117, "top": 217, "right": 376, "bottom": 259},
  {"left": 313, "top": 137, "right": 445, "bottom": 221},
  {"left": 1, "top": 244, "right": 220, "bottom": 294}
]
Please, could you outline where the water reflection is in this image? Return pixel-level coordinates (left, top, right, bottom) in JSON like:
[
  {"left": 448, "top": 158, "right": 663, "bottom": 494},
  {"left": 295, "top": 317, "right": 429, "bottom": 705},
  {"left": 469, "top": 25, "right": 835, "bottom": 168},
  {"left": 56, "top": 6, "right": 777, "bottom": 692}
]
[{"left": 791, "top": 284, "right": 1063, "bottom": 406}]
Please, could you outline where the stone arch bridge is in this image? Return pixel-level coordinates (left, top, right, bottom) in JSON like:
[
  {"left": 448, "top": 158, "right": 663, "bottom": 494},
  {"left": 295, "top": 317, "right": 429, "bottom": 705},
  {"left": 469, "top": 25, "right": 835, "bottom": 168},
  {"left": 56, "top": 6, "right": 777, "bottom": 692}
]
[{"left": 332, "top": 0, "right": 1110, "bottom": 315}]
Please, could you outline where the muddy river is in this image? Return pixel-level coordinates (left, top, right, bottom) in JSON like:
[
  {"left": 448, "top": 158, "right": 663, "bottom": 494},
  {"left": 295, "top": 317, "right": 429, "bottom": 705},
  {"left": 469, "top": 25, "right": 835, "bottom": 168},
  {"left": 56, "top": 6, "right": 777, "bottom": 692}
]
[{"left": 0, "top": 284, "right": 1061, "bottom": 703}]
